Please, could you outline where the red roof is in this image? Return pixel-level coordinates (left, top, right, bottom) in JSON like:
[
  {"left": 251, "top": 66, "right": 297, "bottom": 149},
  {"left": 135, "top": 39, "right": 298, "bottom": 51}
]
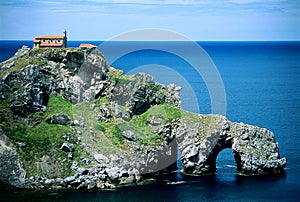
[
  {"left": 79, "top": 43, "right": 97, "bottom": 48},
  {"left": 35, "top": 35, "right": 65, "bottom": 39}
]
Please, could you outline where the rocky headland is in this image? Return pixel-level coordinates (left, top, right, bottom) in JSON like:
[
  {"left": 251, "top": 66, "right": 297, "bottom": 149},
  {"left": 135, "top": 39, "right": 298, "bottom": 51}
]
[{"left": 0, "top": 46, "right": 286, "bottom": 190}]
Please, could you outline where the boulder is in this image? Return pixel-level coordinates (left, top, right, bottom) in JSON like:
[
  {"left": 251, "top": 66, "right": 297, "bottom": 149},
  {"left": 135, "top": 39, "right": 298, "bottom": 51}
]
[
  {"left": 46, "top": 114, "right": 72, "bottom": 125},
  {"left": 106, "top": 167, "right": 119, "bottom": 181},
  {"left": 14, "top": 45, "right": 30, "bottom": 58},
  {"left": 100, "top": 107, "right": 111, "bottom": 118},
  {"left": 61, "top": 143, "right": 75, "bottom": 152},
  {"left": 114, "top": 103, "right": 122, "bottom": 118},
  {"left": 87, "top": 180, "right": 96, "bottom": 190},
  {"left": 62, "top": 133, "right": 78, "bottom": 144},
  {"left": 17, "top": 142, "right": 27, "bottom": 148},
  {"left": 80, "top": 158, "right": 91, "bottom": 165},
  {"left": 71, "top": 161, "right": 78, "bottom": 170},
  {"left": 122, "top": 111, "right": 132, "bottom": 121},
  {"left": 122, "top": 130, "right": 137, "bottom": 141},
  {"left": 94, "top": 153, "right": 109, "bottom": 164},
  {"left": 63, "top": 175, "right": 76, "bottom": 184},
  {"left": 147, "top": 115, "right": 163, "bottom": 126},
  {"left": 44, "top": 179, "right": 55, "bottom": 185},
  {"left": 68, "top": 152, "right": 73, "bottom": 160},
  {"left": 119, "top": 175, "right": 135, "bottom": 185}
]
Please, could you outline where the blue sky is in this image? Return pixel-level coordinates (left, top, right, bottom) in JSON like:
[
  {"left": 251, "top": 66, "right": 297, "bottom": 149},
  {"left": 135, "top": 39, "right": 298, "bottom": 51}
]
[{"left": 0, "top": 0, "right": 299, "bottom": 40}]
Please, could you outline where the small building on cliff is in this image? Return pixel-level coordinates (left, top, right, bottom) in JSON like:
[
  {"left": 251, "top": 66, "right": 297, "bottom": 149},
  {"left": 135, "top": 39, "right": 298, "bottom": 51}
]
[
  {"left": 79, "top": 43, "right": 97, "bottom": 49},
  {"left": 33, "top": 30, "right": 67, "bottom": 48}
]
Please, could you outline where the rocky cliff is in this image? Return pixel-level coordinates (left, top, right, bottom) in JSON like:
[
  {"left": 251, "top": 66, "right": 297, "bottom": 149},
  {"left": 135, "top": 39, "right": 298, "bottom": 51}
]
[{"left": 0, "top": 46, "right": 286, "bottom": 190}]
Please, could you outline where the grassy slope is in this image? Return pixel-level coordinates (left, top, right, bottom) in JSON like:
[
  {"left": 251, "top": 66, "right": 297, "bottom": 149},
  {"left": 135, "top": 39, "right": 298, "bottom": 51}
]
[
  {"left": 0, "top": 48, "right": 185, "bottom": 178},
  {"left": 0, "top": 93, "right": 183, "bottom": 178},
  {"left": 1, "top": 97, "right": 77, "bottom": 178},
  {"left": 72, "top": 99, "right": 183, "bottom": 155}
]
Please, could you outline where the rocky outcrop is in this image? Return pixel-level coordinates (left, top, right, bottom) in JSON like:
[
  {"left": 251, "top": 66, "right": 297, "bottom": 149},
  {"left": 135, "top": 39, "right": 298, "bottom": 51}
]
[
  {"left": 176, "top": 114, "right": 286, "bottom": 176},
  {"left": 0, "top": 47, "right": 109, "bottom": 118},
  {"left": 60, "top": 143, "right": 75, "bottom": 152},
  {"left": 17, "top": 114, "right": 286, "bottom": 190},
  {"left": 0, "top": 46, "right": 286, "bottom": 190},
  {"left": 46, "top": 114, "right": 72, "bottom": 125},
  {"left": 108, "top": 73, "right": 181, "bottom": 119},
  {"left": 0, "top": 136, "right": 25, "bottom": 187},
  {"left": 4, "top": 66, "right": 49, "bottom": 117}
]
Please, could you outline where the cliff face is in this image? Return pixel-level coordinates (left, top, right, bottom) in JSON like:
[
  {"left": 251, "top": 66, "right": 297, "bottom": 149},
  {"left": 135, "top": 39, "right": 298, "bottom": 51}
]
[
  {"left": 0, "top": 46, "right": 108, "bottom": 117},
  {"left": 0, "top": 137, "right": 25, "bottom": 187},
  {"left": 0, "top": 46, "right": 286, "bottom": 190}
]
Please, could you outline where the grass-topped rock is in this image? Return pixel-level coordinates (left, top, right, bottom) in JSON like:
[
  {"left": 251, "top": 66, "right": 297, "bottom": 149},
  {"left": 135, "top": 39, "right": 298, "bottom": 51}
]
[{"left": 0, "top": 46, "right": 286, "bottom": 190}]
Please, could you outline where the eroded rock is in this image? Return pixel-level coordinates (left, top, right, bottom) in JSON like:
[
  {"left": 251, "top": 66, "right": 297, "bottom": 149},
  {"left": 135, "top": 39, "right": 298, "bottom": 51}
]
[
  {"left": 0, "top": 140, "right": 26, "bottom": 187},
  {"left": 176, "top": 115, "right": 286, "bottom": 176},
  {"left": 0, "top": 46, "right": 286, "bottom": 191}
]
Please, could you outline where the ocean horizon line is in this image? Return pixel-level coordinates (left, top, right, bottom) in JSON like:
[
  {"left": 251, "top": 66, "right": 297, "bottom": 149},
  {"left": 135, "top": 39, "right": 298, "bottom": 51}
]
[{"left": 0, "top": 40, "right": 299, "bottom": 43}]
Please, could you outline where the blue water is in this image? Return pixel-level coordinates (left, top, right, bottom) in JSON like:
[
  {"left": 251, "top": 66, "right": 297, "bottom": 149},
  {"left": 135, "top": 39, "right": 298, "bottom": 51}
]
[{"left": 0, "top": 41, "right": 299, "bottom": 201}]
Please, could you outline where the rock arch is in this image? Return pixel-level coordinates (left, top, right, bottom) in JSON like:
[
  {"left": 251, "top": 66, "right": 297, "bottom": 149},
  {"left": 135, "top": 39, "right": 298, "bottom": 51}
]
[
  {"left": 205, "top": 134, "right": 233, "bottom": 174},
  {"left": 215, "top": 148, "right": 237, "bottom": 173},
  {"left": 176, "top": 114, "right": 286, "bottom": 176}
]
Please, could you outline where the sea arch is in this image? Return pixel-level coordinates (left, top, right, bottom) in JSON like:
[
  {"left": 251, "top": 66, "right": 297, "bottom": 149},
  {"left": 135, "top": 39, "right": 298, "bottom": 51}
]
[
  {"left": 177, "top": 127, "right": 239, "bottom": 175},
  {"left": 176, "top": 115, "right": 285, "bottom": 176}
]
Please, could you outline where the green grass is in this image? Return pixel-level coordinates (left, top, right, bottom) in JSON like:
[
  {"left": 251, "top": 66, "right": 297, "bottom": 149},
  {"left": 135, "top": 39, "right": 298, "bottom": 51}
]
[
  {"left": 117, "top": 120, "right": 163, "bottom": 148},
  {"left": 132, "top": 109, "right": 151, "bottom": 127},
  {"left": 47, "top": 96, "right": 73, "bottom": 118},
  {"left": 165, "top": 106, "right": 182, "bottom": 122},
  {"left": 180, "top": 111, "right": 223, "bottom": 141},
  {"left": 141, "top": 134, "right": 161, "bottom": 146},
  {"left": 0, "top": 48, "right": 188, "bottom": 179},
  {"left": 95, "top": 123, "right": 106, "bottom": 132},
  {"left": 72, "top": 99, "right": 127, "bottom": 155},
  {"left": 108, "top": 66, "right": 134, "bottom": 86},
  {"left": 135, "top": 104, "right": 181, "bottom": 124},
  {"left": 0, "top": 88, "right": 182, "bottom": 178},
  {"left": 113, "top": 77, "right": 131, "bottom": 86},
  {"left": 99, "top": 122, "right": 127, "bottom": 149},
  {"left": 2, "top": 96, "right": 77, "bottom": 178},
  {"left": 148, "top": 83, "right": 161, "bottom": 92},
  {"left": 117, "top": 104, "right": 181, "bottom": 148},
  {"left": 99, "top": 96, "right": 110, "bottom": 104},
  {"left": 6, "top": 122, "right": 74, "bottom": 177}
]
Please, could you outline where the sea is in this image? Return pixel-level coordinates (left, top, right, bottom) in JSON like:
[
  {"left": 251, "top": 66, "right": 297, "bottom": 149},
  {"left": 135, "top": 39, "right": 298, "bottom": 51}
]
[{"left": 0, "top": 41, "right": 299, "bottom": 201}]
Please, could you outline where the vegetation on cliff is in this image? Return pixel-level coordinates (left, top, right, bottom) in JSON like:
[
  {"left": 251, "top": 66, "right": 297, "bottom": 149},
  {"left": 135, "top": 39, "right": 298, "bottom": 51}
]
[
  {"left": 0, "top": 46, "right": 286, "bottom": 189},
  {"left": 0, "top": 46, "right": 182, "bottom": 182}
]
